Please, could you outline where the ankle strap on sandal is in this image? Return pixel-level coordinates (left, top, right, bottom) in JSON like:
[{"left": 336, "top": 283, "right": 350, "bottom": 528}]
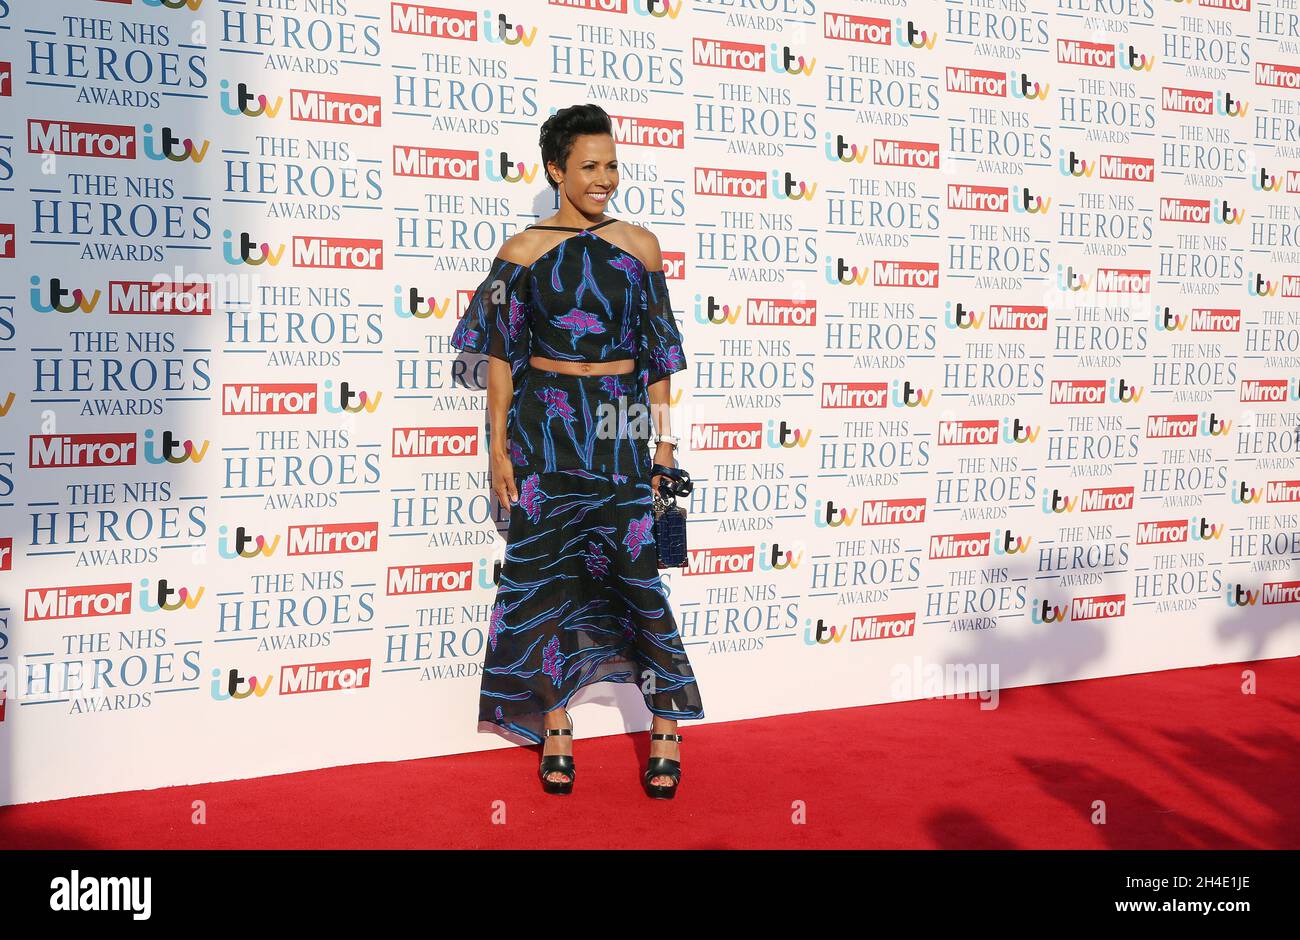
[
  {"left": 544, "top": 727, "right": 572, "bottom": 737},
  {"left": 650, "top": 732, "right": 683, "bottom": 742}
]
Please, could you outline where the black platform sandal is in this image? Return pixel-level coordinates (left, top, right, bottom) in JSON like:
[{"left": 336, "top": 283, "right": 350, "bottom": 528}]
[
  {"left": 642, "top": 731, "right": 683, "bottom": 799},
  {"left": 538, "top": 713, "right": 575, "bottom": 795}
]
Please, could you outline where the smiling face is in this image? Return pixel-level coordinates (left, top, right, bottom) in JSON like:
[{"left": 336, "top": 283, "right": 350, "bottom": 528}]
[{"left": 549, "top": 133, "right": 617, "bottom": 215}]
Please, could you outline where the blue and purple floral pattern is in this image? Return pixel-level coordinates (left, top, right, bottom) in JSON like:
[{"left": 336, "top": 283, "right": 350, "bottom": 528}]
[
  {"left": 623, "top": 512, "right": 655, "bottom": 562},
  {"left": 489, "top": 601, "right": 506, "bottom": 651},
  {"left": 517, "top": 472, "right": 545, "bottom": 524},
  {"left": 536, "top": 387, "right": 576, "bottom": 424},
  {"left": 541, "top": 635, "right": 565, "bottom": 687},
  {"left": 556, "top": 308, "right": 606, "bottom": 345},
  {"left": 584, "top": 540, "right": 610, "bottom": 578}
]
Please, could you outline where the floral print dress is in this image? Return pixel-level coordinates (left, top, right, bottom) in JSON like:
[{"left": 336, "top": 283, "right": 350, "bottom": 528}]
[{"left": 449, "top": 217, "right": 704, "bottom": 744}]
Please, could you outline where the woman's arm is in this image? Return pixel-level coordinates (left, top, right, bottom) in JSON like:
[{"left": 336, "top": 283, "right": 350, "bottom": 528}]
[
  {"left": 648, "top": 375, "right": 675, "bottom": 473},
  {"left": 634, "top": 225, "right": 679, "bottom": 486},
  {"left": 481, "top": 229, "right": 541, "bottom": 509},
  {"left": 488, "top": 356, "right": 518, "bottom": 507}
]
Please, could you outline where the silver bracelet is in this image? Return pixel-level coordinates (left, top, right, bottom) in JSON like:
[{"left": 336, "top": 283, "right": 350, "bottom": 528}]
[{"left": 655, "top": 434, "right": 679, "bottom": 448}]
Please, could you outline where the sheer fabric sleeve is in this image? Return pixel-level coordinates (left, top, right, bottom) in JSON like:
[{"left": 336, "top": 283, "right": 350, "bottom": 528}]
[
  {"left": 641, "top": 268, "right": 686, "bottom": 386},
  {"left": 449, "top": 257, "right": 532, "bottom": 369}
]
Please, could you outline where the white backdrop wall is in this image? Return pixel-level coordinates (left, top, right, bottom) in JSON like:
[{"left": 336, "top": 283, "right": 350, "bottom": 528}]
[{"left": 1, "top": 0, "right": 1299, "bottom": 805}]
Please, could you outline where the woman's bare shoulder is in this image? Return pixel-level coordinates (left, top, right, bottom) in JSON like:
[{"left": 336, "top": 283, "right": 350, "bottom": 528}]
[
  {"left": 624, "top": 221, "right": 664, "bottom": 274},
  {"left": 494, "top": 227, "right": 550, "bottom": 267}
]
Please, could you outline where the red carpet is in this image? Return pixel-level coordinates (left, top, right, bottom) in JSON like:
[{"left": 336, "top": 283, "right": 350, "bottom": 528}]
[{"left": 3, "top": 657, "right": 1297, "bottom": 849}]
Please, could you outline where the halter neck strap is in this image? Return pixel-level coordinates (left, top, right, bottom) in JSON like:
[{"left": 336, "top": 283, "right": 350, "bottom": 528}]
[{"left": 527, "top": 217, "right": 618, "bottom": 233}]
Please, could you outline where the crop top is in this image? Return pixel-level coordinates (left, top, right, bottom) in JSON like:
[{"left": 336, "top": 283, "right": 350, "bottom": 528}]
[{"left": 449, "top": 217, "right": 686, "bottom": 390}]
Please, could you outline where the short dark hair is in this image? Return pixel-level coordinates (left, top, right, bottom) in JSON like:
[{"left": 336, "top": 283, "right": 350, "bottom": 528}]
[{"left": 539, "top": 104, "right": 613, "bottom": 191}]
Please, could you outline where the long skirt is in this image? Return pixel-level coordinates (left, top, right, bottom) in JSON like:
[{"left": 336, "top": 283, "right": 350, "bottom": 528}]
[{"left": 479, "top": 366, "right": 705, "bottom": 744}]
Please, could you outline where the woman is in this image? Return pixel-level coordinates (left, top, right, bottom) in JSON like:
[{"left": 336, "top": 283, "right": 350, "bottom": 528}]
[{"left": 449, "top": 104, "right": 705, "bottom": 799}]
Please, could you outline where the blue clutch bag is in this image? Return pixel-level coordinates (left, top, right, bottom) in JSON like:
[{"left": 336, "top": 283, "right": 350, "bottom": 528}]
[{"left": 650, "top": 463, "right": 691, "bottom": 569}]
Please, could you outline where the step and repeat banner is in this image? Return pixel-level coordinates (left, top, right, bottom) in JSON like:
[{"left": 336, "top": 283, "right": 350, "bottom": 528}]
[{"left": 1, "top": 0, "right": 1299, "bottom": 805}]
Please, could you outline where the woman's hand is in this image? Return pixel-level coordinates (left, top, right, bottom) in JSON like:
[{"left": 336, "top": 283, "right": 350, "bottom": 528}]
[
  {"left": 492, "top": 449, "right": 519, "bottom": 508},
  {"left": 651, "top": 442, "right": 676, "bottom": 496}
]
